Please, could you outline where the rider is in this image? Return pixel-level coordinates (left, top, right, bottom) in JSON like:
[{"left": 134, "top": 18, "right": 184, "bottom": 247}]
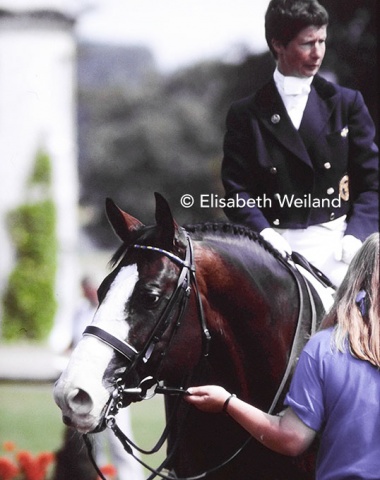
[{"left": 221, "top": 0, "right": 378, "bottom": 287}]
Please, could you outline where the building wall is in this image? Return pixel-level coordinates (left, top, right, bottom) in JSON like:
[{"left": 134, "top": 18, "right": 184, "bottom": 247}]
[{"left": 0, "top": 9, "right": 79, "bottom": 348}]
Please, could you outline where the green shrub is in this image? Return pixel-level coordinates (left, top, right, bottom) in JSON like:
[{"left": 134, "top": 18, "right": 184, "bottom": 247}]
[{"left": 2, "top": 151, "right": 58, "bottom": 341}]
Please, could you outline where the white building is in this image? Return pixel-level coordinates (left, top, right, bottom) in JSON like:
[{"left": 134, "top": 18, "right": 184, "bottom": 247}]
[{"left": 0, "top": 0, "right": 80, "bottom": 349}]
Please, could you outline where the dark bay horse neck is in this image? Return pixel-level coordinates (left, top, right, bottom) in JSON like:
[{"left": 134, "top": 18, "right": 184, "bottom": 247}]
[
  {"left": 188, "top": 223, "right": 302, "bottom": 408},
  {"left": 163, "top": 222, "right": 322, "bottom": 480}
]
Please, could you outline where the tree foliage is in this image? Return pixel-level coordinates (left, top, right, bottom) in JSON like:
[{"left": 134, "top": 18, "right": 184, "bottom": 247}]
[{"left": 2, "top": 150, "right": 58, "bottom": 340}]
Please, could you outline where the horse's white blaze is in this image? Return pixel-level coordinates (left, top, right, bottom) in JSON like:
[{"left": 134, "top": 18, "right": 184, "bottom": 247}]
[
  {"left": 93, "top": 264, "right": 139, "bottom": 337},
  {"left": 54, "top": 264, "right": 139, "bottom": 432}
]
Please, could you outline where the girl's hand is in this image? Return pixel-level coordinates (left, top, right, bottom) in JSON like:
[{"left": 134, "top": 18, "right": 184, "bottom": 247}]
[{"left": 185, "top": 385, "right": 231, "bottom": 413}]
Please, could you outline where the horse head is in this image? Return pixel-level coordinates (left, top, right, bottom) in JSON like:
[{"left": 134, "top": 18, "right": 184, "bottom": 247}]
[{"left": 54, "top": 193, "right": 204, "bottom": 433}]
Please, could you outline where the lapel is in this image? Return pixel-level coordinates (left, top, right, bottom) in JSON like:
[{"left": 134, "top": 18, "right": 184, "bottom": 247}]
[
  {"left": 250, "top": 79, "right": 312, "bottom": 168},
  {"left": 250, "top": 77, "right": 339, "bottom": 169},
  {"left": 299, "top": 76, "right": 339, "bottom": 150}
]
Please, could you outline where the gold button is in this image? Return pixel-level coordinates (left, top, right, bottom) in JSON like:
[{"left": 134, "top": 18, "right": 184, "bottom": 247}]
[
  {"left": 271, "top": 114, "right": 281, "bottom": 124},
  {"left": 327, "top": 187, "right": 334, "bottom": 195},
  {"left": 324, "top": 162, "right": 331, "bottom": 169},
  {"left": 273, "top": 219, "right": 280, "bottom": 226},
  {"left": 270, "top": 167, "right": 278, "bottom": 174}
]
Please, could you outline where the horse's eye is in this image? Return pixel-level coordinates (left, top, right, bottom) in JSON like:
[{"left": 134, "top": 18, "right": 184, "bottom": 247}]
[{"left": 140, "top": 291, "right": 161, "bottom": 309}]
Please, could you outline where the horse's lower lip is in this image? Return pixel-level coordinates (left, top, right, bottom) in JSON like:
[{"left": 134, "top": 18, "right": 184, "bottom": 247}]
[{"left": 62, "top": 412, "right": 103, "bottom": 434}]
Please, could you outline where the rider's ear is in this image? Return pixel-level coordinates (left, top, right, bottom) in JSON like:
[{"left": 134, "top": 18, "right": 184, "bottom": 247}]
[
  {"left": 105, "top": 198, "right": 144, "bottom": 243},
  {"left": 154, "top": 192, "right": 182, "bottom": 250}
]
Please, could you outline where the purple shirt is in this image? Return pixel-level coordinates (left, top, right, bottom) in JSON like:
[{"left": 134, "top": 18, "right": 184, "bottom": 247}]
[{"left": 285, "top": 327, "right": 380, "bottom": 479}]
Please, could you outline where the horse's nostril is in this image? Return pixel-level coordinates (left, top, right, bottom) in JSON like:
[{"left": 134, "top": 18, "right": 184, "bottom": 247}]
[
  {"left": 62, "top": 415, "right": 72, "bottom": 426},
  {"left": 67, "top": 388, "right": 93, "bottom": 415}
]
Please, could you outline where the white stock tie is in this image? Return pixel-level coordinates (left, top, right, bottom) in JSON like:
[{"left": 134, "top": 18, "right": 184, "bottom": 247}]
[{"left": 283, "top": 76, "right": 311, "bottom": 96}]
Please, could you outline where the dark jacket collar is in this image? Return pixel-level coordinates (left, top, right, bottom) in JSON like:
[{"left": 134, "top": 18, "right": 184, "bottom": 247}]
[{"left": 247, "top": 75, "right": 340, "bottom": 167}]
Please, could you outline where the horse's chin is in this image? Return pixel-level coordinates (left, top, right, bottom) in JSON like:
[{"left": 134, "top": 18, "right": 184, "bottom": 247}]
[
  {"left": 88, "top": 419, "right": 107, "bottom": 434},
  {"left": 61, "top": 410, "right": 107, "bottom": 434},
  {"left": 70, "top": 418, "right": 105, "bottom": 434}
]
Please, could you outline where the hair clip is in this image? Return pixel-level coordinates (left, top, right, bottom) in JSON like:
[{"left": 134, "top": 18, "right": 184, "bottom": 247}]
[{"left": 355, "top": 290, "right": 367, "bottom": 317}]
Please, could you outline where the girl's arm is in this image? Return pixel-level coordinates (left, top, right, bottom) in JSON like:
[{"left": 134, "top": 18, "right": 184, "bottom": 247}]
[{"left": 186, "top": 385, "right": 316, "bottom": 456}]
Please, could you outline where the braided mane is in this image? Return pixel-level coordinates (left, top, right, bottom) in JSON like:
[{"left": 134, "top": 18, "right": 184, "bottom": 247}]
[{"left": 184, "top": 222, "right": 283, "bottom": 260}]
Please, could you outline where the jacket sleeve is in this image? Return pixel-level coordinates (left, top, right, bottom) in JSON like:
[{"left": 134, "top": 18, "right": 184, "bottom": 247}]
[
  {"left": 344, "top": 90, "right": 379, "bottom": 241},
  {"left": 221, "top": 101, "right": 271, "bottom": 232}
]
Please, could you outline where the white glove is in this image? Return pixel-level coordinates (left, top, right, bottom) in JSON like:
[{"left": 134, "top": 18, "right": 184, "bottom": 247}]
[
  {"left": 260, "top": 228, "right": 292, "bottom": 259},
  {"left": 335, "top": 235, "right": 362, "bottom": 264}
]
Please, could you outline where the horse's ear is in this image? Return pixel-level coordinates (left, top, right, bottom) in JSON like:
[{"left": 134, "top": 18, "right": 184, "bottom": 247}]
[
  {"left": 105, "top": 198, "right": 144, "bottom": 243},
  {"left": 154, "top": 192, "right": 181, "bottom": 249}
]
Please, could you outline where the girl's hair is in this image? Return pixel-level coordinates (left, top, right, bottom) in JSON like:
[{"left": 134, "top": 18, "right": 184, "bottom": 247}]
[
  {"left": 265, "top": 0, "right": 329, "bottom": 58},
  {"left": 321, "top": 233, "right": 380, "bottom": 368}
]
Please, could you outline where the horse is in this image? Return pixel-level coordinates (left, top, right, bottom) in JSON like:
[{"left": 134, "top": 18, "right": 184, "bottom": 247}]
[{"left": 54, "top": 192, "right": 326, "bottom": 480}]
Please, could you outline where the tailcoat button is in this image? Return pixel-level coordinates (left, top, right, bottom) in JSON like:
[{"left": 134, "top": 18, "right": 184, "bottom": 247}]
[
  {"left": 273, "top": 219, "right": 280, "bottom": 226},
  {"left": 327, "top": 187, "right": 335, "bottom": 195},
  {"left": 271, "top": 114, "right": 281, "bottom": 124},
  {"left": 270, "top": 167, "right": 278, "bottom": 175},
  {"left": 330, "top": 212, "right": 335, "bottom": 220},
  {"left": 324, "top": 162, "right": 331, "bottom": 169}
]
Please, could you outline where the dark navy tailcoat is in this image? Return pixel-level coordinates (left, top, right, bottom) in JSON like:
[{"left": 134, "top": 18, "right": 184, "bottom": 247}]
[{"left": 222, "top": 74, "right": 379, "bottom": 242}]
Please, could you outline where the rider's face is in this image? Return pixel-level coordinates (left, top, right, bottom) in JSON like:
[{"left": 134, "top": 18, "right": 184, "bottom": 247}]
[{"left": 273, "top": 25, "right": 327, "bottom": 78}]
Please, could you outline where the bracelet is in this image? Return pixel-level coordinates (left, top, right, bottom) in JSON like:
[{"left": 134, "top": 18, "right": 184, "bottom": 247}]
[{"left": 222, "top": 393, "right": 236, "bottom": 414}]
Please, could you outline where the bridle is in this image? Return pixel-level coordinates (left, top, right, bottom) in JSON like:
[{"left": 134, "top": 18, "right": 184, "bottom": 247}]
[
  {"left": 82, "top": 233, "right": 319, "bottom": 480},
  {"left": 84, "top": 234, "right": 210, "bottom": 370},
  {"left": 82, "top": 233, "right": 216, "bottom": 479}
]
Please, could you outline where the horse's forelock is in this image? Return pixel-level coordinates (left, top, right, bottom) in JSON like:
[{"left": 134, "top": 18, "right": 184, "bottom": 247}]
[
  {"left": 109, "top": 226, "right": 156, "bottom": 267},
  {"left": 109, "top": 223, "right": 189, "bottom": 269}
]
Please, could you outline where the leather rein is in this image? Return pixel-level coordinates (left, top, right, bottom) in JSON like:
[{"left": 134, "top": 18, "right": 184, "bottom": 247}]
[{"left": 83, "top": 234, "right": 319, "bottom": 480}]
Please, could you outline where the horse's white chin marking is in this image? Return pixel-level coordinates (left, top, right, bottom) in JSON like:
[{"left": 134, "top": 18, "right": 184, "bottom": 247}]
[{"left": 54, "top": 264, "right": 139, "bottom": 431}]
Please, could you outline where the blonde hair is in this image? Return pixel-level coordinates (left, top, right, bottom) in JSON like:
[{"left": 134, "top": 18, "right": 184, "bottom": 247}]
[{"left": 321, "top": 233, "right": 380, "bottom": 367}]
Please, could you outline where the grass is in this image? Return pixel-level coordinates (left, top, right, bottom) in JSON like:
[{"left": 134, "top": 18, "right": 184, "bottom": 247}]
[
  {"left": 0, "top": 382, "right": 166, "bottom": 476},
  {"left": 0, "top": 383, "right": 63, "bottom": 453}
]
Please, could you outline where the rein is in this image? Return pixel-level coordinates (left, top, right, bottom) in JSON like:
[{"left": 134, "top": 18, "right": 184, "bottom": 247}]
[{"left": 83, "top": 235, "right": 319, "bottom": 480}]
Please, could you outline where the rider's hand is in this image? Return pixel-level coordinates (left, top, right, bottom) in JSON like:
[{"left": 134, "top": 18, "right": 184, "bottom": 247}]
[
  {"left": 334, "top": 235, "right": 362, "bottom": 264},
  {"left": 185, "top": 386, "right": 231, "bottom": 413},
  {"left": 260, "top": 228, "right": 292, "bottom": 259}
]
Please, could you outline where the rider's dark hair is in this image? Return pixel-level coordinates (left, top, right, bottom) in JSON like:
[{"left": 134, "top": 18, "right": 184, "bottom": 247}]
[{"left": 265, "top": 0, "right": 329, "bottom": 58}]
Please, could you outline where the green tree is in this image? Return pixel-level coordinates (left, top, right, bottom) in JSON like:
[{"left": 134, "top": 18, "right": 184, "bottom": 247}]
[
  {"left": 2, "top": 150, "right": 58, "bottom": 340},
  {"left": 79, "top": 79, "right": 224, "bottom": 247}
]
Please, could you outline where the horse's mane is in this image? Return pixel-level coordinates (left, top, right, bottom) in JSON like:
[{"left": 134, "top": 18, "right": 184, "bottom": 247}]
[
  {"left": 110, "top": 222, "right": 283, "bottom": 268},
  {"left": 184, "top": 222, "right": 283, "bottom": 259}
]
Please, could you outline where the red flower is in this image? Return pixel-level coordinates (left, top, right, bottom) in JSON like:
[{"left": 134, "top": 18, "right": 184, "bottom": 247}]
[
  {"left": 37, "top": 452, "right": 55, "bottom": 470},
  {"left": 0, "top": 457, "right": 19, "bottom": 480},
  {"left": 1, "top": 443, "right": 16, "bottom": 453},
  {"left": 98, "top": 464, "right": 117, "bottom": 479},
  {"left": 0, "top": 442, "right": 55, "bottom": 480},
  {"left": 16, "top": 451, "right": 44, "bottom": 480}
]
